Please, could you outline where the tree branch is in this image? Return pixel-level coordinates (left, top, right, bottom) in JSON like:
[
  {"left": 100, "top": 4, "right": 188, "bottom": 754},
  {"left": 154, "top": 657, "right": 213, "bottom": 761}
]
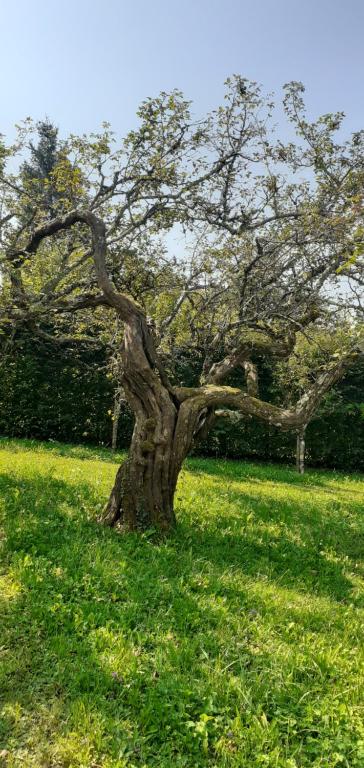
[{"left": 176, "top": 349, "right": 359, "bottom": 430}]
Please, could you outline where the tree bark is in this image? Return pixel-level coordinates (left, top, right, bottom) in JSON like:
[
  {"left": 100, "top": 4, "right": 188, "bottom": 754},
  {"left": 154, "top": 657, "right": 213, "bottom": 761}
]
[
  {"left": 102, "top": 415, "right": 178, "bottom": 530},
  {"left": 101, "top": 400, "right": 198, "bottom": 532},
  {"left": 100, "top": 314, "right": 201, "bottom": 532}
]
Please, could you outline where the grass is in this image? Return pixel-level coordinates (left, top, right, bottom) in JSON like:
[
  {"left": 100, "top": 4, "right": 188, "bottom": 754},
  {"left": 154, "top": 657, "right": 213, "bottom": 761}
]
[{"left": 0, "top": 438, "right": 363, "bottom": 768}]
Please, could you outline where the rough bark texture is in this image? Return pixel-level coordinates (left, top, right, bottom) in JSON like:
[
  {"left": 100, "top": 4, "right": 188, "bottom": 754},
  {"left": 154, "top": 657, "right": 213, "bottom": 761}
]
[
  {"left": 101, "top": 391, "right": 200, "bottom": 531},
  {"left": 101, "top": 312, "right": 205, "bottom": 531}
]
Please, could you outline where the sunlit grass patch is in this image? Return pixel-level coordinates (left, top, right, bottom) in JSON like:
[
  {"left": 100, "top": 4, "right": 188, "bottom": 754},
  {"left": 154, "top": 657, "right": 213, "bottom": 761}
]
[{"left": 0, "top": 438, "right": 363, "bottom": 767}]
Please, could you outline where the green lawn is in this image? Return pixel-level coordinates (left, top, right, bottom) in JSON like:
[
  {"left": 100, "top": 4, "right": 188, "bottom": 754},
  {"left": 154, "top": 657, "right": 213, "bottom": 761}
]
[{"left": 0, "top": 438, "right": 363, "bottom": 768}]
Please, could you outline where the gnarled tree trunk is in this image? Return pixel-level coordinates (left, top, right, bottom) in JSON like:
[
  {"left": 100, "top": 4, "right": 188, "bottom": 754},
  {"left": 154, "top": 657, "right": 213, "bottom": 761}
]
[
  {"left": 101, "top": 401, "right": 200, "bottom": 531},
  {"left": 103, "top": 411, "right": 178, "bottom": 530},
  {"left": 100, "top": 315, "right": 200, "bottom": 532}
]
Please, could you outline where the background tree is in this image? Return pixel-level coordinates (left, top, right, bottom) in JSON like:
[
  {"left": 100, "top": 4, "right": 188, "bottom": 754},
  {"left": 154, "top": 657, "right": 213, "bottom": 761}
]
[
  {"left": 1, "top": 78, "right": 363, "bottom": 531},
  {"left": 21, "top": 118, "right": 61, "bottom": 217}
]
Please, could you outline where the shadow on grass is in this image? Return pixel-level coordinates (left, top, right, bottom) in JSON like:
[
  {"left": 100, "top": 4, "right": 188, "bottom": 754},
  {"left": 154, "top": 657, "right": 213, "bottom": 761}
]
[
  {"left": 188, "top": 455, "right": 364, "bottom": 489},
  {"left": 0, "top": 466, "right": 362, "bottom": 765},
  {"left": 180, "top": 475, "right": 364, "bottom": 576}
]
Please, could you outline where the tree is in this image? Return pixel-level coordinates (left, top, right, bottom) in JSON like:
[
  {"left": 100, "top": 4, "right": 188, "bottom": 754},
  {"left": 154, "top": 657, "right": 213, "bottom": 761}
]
[
  {"left": 21, "top": 118, "right": 61, "bottom": 217},
  {"left": 276, "top": 324, "right": 364, "bottom": 472},
  {"left": 1, "top": 79, "right": 363, "bottom": 531}
]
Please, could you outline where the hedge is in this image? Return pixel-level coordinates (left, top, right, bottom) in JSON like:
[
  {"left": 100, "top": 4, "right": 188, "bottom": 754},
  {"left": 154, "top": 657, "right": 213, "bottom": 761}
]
[{"left": 0, "top": 335, "right": 363, "bottom": 471}]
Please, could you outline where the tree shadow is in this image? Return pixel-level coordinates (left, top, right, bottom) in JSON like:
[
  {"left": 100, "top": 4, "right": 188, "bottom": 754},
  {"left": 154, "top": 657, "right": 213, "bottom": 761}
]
[
  {"left": 189, "top": 455, "right": 364, "bottom": 489},
  {"left": 1, "top": 472, "right": 234, "bottom": 763},
  {"left": 188, "top": 472, "right": 363, "bottom": 558}
]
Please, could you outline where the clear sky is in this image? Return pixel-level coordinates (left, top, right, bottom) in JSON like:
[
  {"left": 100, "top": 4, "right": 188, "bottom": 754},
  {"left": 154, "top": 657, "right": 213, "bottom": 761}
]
[{"left": 1, "top": 0, "right": 363, "bottom": 140}]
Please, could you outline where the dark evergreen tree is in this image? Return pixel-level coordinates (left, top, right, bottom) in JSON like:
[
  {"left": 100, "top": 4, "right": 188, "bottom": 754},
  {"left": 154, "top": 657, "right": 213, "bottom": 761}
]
[{"left": 21, "top": 119, "right": 60, "bottom": 217}]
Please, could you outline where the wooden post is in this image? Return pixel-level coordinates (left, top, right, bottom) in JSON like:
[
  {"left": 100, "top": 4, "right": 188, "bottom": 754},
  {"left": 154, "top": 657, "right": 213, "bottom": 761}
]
[{"left": 296, "top": 425, "right": 306, "bottom": 474}]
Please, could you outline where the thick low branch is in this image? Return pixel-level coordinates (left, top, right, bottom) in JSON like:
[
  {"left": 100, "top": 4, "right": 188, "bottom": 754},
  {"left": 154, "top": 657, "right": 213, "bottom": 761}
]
[{"left": 176, "top": 350, "right": 358, "bottom": 430}]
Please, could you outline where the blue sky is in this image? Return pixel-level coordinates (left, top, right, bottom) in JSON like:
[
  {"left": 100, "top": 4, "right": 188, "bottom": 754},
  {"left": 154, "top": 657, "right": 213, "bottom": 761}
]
[{"left": 1, "top": 0, "right": 363, "bottom": 140}]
